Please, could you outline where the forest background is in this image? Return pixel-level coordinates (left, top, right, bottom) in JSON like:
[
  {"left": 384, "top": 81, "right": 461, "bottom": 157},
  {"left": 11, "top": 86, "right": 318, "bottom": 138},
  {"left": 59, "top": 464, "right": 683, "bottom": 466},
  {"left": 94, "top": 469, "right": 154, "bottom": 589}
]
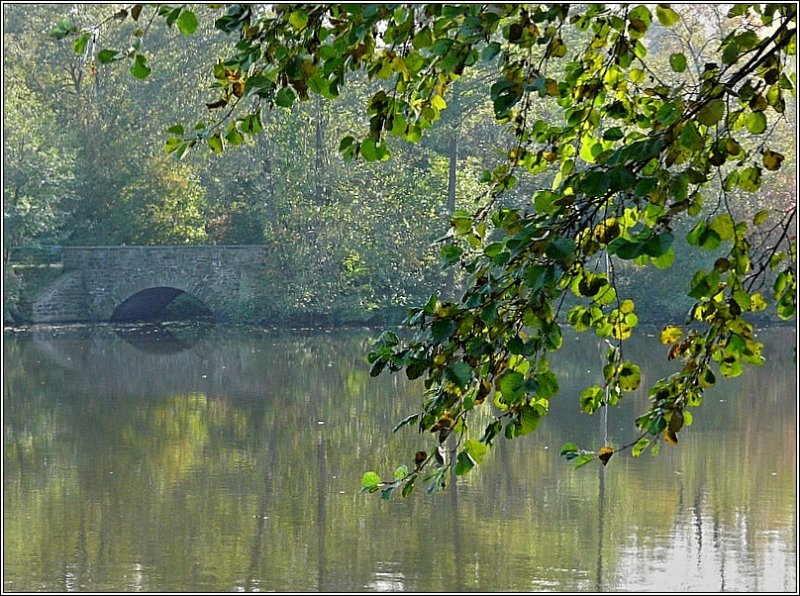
[{"left": 3, "top": 4, "right": 795, "bottom": 326}]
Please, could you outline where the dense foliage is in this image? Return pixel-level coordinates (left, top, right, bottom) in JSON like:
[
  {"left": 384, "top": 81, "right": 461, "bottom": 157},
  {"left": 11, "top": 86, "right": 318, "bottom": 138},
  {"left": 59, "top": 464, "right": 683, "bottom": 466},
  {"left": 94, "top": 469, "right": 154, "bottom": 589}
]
[{"left": 5, "top": 4, "right": 797, "bottom": 492}]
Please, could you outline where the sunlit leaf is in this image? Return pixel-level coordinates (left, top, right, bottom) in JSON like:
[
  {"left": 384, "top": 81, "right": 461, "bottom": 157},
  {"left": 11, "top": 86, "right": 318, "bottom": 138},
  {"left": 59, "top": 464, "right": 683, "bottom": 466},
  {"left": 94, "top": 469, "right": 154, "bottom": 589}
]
[
  {"left": 177, "top": 10, "right": 198, "bottom": 35},
  {"left": 394, "top": 465, "right": 409, "bottom": 481},
  {"left": 618, "top": 362, "right": 641, "bottom": 391},
  {"left": 288, "top": 10, "right": 309, "bottom": 30},
  {"left": 746, "top": 111, "right": 767, "bottom": 134},
  {"left": 361, "top": 471, "right": 382, "bottom": 491},
  {"left": 660, "top": 325, "right": 682, "bottom": 345},
  {"left": 655, "top": 5, "right": 680, "bottom": 27},
  {"left": 130, "top": 54, "right": 151, "bottom": 79}
]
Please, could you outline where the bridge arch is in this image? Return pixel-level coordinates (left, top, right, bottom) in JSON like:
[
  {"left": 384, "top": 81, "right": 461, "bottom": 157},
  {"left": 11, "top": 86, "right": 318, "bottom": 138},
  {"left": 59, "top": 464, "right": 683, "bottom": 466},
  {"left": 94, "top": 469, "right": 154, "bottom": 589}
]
[
  {"left": 99, "top": 277, "right": 233, "bottom": 323},
  {"left": 110, "top": 287, "right": 212, "bottom": 322}
]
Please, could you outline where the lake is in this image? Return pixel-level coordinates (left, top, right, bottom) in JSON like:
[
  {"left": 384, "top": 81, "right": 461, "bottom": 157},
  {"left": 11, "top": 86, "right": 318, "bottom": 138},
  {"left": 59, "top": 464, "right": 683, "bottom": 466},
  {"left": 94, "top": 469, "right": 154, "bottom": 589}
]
[{"left": 3, "top": 324, "right": 796, "bottom": 592}]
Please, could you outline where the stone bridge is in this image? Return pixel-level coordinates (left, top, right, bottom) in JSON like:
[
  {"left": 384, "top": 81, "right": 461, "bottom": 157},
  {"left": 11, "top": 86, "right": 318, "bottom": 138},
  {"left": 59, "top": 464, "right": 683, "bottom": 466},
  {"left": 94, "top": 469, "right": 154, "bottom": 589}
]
[{"left": 30, "top": 246, "right": 272, "bottom": 323}]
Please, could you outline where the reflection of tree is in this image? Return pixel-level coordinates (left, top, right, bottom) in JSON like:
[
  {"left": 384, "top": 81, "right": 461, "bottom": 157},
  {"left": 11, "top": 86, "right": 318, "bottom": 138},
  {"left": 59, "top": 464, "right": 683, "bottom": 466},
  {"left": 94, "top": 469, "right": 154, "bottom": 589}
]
[
  {"left": 3, "top": 327, "right": 796, "bottom": 591},
  {"left": 595, "top": 466, "right": 606, "bottom": 591}
]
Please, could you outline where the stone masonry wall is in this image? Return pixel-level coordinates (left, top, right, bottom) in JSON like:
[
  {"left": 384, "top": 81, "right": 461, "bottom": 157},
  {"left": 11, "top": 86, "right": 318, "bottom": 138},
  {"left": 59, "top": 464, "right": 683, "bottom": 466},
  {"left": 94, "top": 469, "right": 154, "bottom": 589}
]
[
  {"left": 30, "top": 270, "right": 89, "bottom": 323},
  {"left": 31, "top": 246, "right": 271, "bottom": 323}
]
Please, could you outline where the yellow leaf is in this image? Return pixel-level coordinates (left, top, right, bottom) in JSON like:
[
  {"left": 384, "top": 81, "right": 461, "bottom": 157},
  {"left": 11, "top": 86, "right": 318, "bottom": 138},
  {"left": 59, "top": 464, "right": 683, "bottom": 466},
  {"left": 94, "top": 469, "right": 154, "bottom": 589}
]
[
  {"left": 663, "top": 428, "right": 679, "bottom": 445},
  {"left": 598, "top": 446, "right": 614, "bottom": 466},
  {"left": 750, "top": 293, "right": 768, "bottom": 312},
  {"left": 660, "top": 325, "right": 683, "bottom": 344}
]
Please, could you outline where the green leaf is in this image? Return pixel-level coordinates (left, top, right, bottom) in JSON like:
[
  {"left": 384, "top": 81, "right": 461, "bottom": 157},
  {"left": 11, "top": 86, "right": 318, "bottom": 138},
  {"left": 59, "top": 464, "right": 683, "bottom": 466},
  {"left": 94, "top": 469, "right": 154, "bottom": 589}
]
[
  {"left": 629, "top": 68, "right": 646, "bottom": 84},
  {"left": 573, "top": 453, "right": 595, "bottom": 469},
  {"left": 580, "top": 386, "right": 604, "bottom": 414},
  {"left": 164, "top": 137, "right": 181, "bottom": 153},
  {"left": 545, "top": 237, "right": 575, "bottom": 264},
  {"left": 537, "top": 370, "right": 559, "bottom": 398},
  {"left": 361, "top": 471, "right": 382, "bottom": 491},
  {"left": 669, "top": 53, "right": 687, "bottom": 72},
  {"left": 165, "top": 7, "right": 181, "bottom": 27},
  {"left": 130, "top": 54, "right": 151, "bottom": 79},
  {"left": 392, "top": 413, "right": 420, "bottom": 432},
  {"left": 697, "top": 99, "right": 725, "bottom": 126},
  {"left": 738, "top": 166, "right": 762, "bottom": 192},
  {"left": 207, "top": 133, "right": 224, "bottom": 154},
  {"left": 699, "top": 367, "right": 716, "bottom": 388},
  {"left": 655, "top": 5, "right": 680, "bottom": 27},
  {"left": 722, "top": 40, "right": 740, "bottom": 64},
  {"left": 560, "top": 442, "right": 580, "bottom": 458},
  {"left": 240, "top": 113, "right": 263, "bottom": 135},
  {"left": 360, "top": 138, "right": 378, "bottom": 161},
  {"left": 339, "top": 136, "right": 355, "bottom": 152},
  {"left": 49, "top": 17, "right": 76, "bottom": 39},
  {"left": 369, "top": 359, "right": 386, "bottom": 377},
  {"left": 73, "top": 31, "right": 91, "bottom": 55},
  {"left": 709, "top": 214, "right": 735, "bottom": 240},
  {"left": 631, "top": 437, "right": 651, "bottom": 457},
  {"left": 618, "top": 362, "right": 641, "bottom": 391},
  {"left": 746, "top": 111, "right": 767, "bottom": 134},
  {"left": 720, "top": 357, "right": 744, "bottom": 378},
  {"left": 440, "top": 244, "right": 462, "bottom": 267},
  {"left": 98, "top": 49, "right": 119, "bottom": 64},
  {"left": 177, "top": 10, "right": 198, "bottom": 35},
  {"left": 481, "top": 41, "right": 501, "bottom": 61},
  {"left": 445, "top": 361, "right": 473, "bottom": 388},
  {"left": 652, "top": 248, "right": 675, "bottom": 269},
  {"left": 498, "top": 371, "right": 526, "bottom": 402},
  {"left": 679, "top": 121, "right": 704, "bottom": 151},
  {"left": 515, "top": 405, "right": 541, "bottom": 436},
  {"left": 225, "top": 124, "right": 244, "bottom": 146},
  {"left": 288, "top": 10, "right": 309, "bottom": 30},
  {"left": 687, "top": 221, "right": 722, "bottom": 250},
  {"left": 394, "top": 465, "right": 408, "bottom": 481},
  {"left": 412, "top": 27, "right": 433, "bottom": 49},
  {"left": 753, "top": 209, "right": 770, "bottom": 226},
  {"left": 454, "top": 451, "right": 475, "bottom": 476},
  {"left": 644, "top": 232, "right": 674, "bottom": 257},
  {"left": 275, "top": 87, "right": 296, "bottom": 108},
  {"left": 608, "top": 238, "right": 645, "bottom": 260},
  {"left": 431, "top": 319, "right": 456, "bottom": 342},
  {"left": 464, "top": 439, "right": 488, "bottom": 464}
]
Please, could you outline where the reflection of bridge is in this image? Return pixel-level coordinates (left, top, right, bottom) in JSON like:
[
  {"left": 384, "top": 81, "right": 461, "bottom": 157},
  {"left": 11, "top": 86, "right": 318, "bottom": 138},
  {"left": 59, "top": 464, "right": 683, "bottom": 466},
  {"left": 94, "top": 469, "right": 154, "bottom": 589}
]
[{"left": 30, "top": 246, "right": 271, "bottom": 323}]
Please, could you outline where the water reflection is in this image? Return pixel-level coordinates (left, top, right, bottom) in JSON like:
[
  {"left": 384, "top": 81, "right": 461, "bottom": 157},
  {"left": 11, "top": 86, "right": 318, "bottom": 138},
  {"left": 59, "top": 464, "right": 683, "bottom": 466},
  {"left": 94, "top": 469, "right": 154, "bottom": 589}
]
[
  {"left": 3, "top": 326, "right": 796, "bottom": 592},
  {"left": 113, "top": 322, "right": 212, "bottom": 354}
]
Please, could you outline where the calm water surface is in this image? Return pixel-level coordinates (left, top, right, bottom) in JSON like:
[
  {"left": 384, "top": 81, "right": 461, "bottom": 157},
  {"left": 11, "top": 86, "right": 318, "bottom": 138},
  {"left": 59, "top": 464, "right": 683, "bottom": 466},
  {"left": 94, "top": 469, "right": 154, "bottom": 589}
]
[{"left": 3, "top": 324, "right": 796, "bottom": 592}]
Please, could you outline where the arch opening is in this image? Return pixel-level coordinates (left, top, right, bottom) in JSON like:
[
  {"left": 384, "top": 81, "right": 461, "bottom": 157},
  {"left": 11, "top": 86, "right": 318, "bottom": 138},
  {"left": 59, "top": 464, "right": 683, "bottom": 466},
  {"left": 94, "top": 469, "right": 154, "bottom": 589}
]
[{"left": 110, "top": 287, "right": 214, "bottom": 322}]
